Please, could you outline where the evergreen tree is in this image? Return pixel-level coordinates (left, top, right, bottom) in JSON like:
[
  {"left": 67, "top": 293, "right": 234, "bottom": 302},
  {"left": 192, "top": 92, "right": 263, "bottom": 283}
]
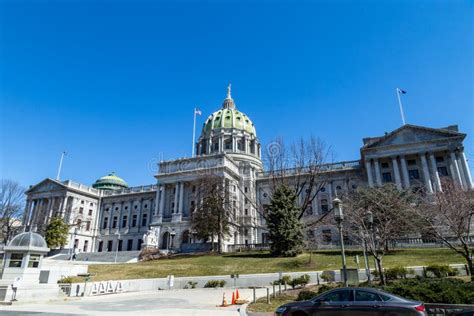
[
  {"left": 44, "top": 216, "right": 69, "bottom": 249},
  {"left": 267, "top": 184, "right": 304, "bottom": 257}
]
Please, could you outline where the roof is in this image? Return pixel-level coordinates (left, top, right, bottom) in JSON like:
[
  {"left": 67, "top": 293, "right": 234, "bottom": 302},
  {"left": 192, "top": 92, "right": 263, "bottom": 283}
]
[
  {"left": 5, "top": 232, "right": 49, "bottom": 253},
  {"left": 92, "top": 172, "right": 129, "bottom": 190}
]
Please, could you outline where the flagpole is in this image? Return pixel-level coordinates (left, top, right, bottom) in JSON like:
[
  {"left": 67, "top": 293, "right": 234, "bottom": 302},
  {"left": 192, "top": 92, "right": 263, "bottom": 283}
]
[
  {"left": 396, "top": 88, "right": 406, "bottom": 125},
  {"left": 192, "top": 108, "right": 197, "bottom": 157},
  {"left": 56, "top": 151, "right": 66, "bottom": 180}
]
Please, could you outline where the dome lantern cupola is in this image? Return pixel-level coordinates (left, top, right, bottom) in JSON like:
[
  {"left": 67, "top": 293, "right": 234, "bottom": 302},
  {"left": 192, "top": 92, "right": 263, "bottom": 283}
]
[{"left": 222, "top": 84, "right": 235, "bottom": 109}]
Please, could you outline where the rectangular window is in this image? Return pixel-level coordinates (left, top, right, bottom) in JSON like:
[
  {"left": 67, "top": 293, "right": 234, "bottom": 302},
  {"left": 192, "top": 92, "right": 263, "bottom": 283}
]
[
  {"left": 107, "top": 240, "right": 113, "bottom": 252},
  {"left": 381, "top": 162, "right": 389, "bottom": 169},
  {"left": 9, "top": 253, "right": 23, "bottom": 268},
  {"left": 127, "top": 239, "right": 133, "bottom": 251},
  {"left": 214, "top": 142, "right": 219, "bottom": 151},
  {"left": 244, "top": 208, "right": 248, "bottom": 215},
  {"left": 98, "top": 241, "right": 103, "bottom": 252},
  {"left": 132, "top": 215, "right": 137, "bottom": 227},
  {"left": 408, "top": 169, "right": 420, "bottom": 180},
  {"left": 142, "top": 213, "right": 147, "bottom": 227},
  {"left": 437, "top": 166, "right": 449, "bottom": 177},
  {"left": 382, "top": 172, "right": 392, "bottom": 182},
  {"left": 322, "top": 229, "right": 332, "bottom": 243},
  {"left": 118, "top": 239, "right": 123, "bottom": 251},
  {"left": 103, "top": 217, "right": 108, "bottom": 229},
  {"left": 244, "top": 187, "right": 248, "bottom": 193},
  {"left": 74, "top": 239, "right": 79, "bottom": 249},
  {"left": 83, "top": 240, "right": 89, "bottom": 252},
  {"left": 112, "top": 216, "right": 118, "bottom": 229},
  {"left": 86, "top": 221, "right": 91, "bottom": 231},
  {"left": 88, "top": 209, "right": 93, "bottom": 216},
  {"left": 137, "top": 239, "right": 143, "bottom": 250},
  {"left": 122, "top": 216, "right": 128, "bottom": 228},
  {"left": 79, "top": 207, "right": 84, "bottom": 214},
  {"left": 407, "top": 159, "right": 417, "bottom": 166},
  {"left": 435, "top": 156, "right": 444, "bottom": 163},
  {"left": 28, "top": 254, "right": 41, "bottom": 268}
]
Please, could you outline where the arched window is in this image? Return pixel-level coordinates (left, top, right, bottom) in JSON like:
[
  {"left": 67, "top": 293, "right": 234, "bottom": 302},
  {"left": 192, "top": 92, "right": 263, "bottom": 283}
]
[{"left": 182, "top": 230, "right": 190, "bottom": 244}]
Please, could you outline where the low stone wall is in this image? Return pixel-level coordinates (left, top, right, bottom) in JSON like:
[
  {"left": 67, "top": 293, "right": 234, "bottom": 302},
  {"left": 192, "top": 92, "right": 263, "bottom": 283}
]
[
  {"left": 68, "top": 263, "right": 470, "bottom": 298},
  {"left": 426, "top": 304, "right": 474, "bottom": 316}
]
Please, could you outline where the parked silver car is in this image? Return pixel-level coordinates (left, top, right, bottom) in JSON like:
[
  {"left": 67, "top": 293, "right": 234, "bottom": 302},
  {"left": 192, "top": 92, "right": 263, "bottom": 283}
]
[{"left": 275, "top": 287, "right": 427, "bottom": 316}]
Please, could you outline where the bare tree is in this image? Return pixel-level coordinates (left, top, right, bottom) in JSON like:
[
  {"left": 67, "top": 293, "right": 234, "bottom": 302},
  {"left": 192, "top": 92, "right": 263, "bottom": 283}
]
[
  {"left": 415, "top": 179, "right": 474, "bottom": 280},
  {"left": 192, "top": 175, "right": 236, "bottom": 253},
  {"left": 0, "top": 179, "right": 25, "bottom": 245},
  {"left": 343, "top": 184, "right": 420, "bottom": 284},
  {"left": 264, "top": 136, "right": 333, "bottom": 220}
]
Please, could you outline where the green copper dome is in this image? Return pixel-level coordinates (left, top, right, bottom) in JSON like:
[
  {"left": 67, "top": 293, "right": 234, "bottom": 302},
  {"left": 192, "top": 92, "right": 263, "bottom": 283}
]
[
  {"left": 92, "top": 172, "right": 128, "bottom": 190},
  {"left": 202, "top": 85, "right": 257, "bottom": 136}
]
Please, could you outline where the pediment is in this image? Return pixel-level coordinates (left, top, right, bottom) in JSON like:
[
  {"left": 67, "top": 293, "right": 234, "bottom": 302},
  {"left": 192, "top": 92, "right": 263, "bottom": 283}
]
[
  {"left": 27, "top": 178, "right": 66, "bottom": 194},
  {"left": 364, "top": 125, "right": 464, "bottom": 149}
]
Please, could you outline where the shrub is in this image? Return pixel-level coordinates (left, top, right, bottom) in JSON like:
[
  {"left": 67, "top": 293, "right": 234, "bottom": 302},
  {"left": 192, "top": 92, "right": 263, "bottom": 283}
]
[
  {"left": 297, "top": 289, "right": 318, "bottom": 301},
  {"left": 320, "top": 271, "right": 335, "bottom": 282},
  {"left": 425, "top": 264, "right": 458, "bottom": 278},
  {"left": 385, "top": 266, "right": 413, "bottom": 280},
  {"left": 272, "top": 275, "right": 292, "bottom": 285},
  {"left": 57, "top": 276, "right": 74, "bottom": 284},
  {"left": 204, "top": 280, "right": 226, "bottom": 288},
  {"left": 380, "top": 278, "right": 474, "bottom": 304},
  {"left": 184, "top": 281, "right": 198, "bottom": 289},
  {"left": 289, "top": 274, "right": 310, "bottom": 289}
]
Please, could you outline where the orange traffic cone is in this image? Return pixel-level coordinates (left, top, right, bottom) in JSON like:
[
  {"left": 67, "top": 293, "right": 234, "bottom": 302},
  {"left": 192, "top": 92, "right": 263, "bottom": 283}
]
[
  {"left": 221, "top": 292, "right": 228, "bottom": 307},
  {"left": 236, "top": 289, "right": 240, "bottom": 300},
  {"left": 231, "top": 291, "right": 236, "bottom": 305}
]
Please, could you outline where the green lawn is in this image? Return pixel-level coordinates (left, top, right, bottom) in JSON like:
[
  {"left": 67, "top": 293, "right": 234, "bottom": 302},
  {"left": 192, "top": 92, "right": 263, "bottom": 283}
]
[{"left": 79, "top": 248, "right": 464, "bottom": 282}]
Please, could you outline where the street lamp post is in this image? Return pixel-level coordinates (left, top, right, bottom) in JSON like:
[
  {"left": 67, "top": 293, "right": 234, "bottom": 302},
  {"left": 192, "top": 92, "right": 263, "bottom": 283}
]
[
  {"left": 333, "top": 197, "right": 348, "bottom": 287},
  {"left": 170, "top": 229, "right": 176, "bottom": 251}
]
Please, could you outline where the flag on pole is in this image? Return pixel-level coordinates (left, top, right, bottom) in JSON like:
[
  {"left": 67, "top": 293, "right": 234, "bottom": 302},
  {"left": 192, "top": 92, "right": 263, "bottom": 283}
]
[
  {"left": 195, "top": 108, "right": 202, "bottom": 116},
  {"left": 397, "top": 88, "right": 407, "bottom": 94}
]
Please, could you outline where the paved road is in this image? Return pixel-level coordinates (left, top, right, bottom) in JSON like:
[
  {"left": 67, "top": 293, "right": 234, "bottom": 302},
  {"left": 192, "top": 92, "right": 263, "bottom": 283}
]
[{"left": 0, "top": 287, "right": 268, "bottom": 315}]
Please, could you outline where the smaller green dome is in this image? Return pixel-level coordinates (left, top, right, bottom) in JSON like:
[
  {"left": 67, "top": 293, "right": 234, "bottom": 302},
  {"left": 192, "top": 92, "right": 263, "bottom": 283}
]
[{"left": 92, "top": 172, "right": 128, "bottom": 190}]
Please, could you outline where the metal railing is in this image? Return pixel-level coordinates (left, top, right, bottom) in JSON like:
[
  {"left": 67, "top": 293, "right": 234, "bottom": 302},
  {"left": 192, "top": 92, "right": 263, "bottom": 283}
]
[{"left": 257, "top": 160, "right": 361, "bottom": 177}]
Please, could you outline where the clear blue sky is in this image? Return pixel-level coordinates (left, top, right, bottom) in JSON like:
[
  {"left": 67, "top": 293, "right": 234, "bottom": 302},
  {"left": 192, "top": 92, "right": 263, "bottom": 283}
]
[{"left": 1, "top": 0, "right": 472, "bottom": 188}]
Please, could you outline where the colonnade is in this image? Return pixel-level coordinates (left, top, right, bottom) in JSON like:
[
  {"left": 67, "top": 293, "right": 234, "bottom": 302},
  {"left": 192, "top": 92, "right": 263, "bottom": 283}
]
[{"left": 365, "top": 150, "right": 473, "bottom": 192}]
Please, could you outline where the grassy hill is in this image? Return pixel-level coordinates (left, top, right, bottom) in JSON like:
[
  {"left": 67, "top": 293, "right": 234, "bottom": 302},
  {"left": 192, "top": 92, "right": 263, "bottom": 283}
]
[{"left": 76, "top": 248, "right": 465, "bottom": 282}]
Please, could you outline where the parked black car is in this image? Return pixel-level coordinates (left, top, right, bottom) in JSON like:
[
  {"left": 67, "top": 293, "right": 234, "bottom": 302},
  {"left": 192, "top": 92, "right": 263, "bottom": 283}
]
[{"left": 275, "top": 287, "right": 427, "bottom": 316}]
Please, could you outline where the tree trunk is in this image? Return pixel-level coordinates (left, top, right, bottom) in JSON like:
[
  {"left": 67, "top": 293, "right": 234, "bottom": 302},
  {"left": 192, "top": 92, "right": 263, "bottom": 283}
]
[
  {"left": 376, "top": 256, "right": 386, "bottom": 285},
  {"left": 465, "top": 254, "right": 474, "bottom": 282}
]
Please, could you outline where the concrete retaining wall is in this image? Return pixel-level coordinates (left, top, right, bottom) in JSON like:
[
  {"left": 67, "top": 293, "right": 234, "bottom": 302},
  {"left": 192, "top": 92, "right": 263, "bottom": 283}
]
[{"left": 68, "top": 263, "right": 470, "bottom": 297}]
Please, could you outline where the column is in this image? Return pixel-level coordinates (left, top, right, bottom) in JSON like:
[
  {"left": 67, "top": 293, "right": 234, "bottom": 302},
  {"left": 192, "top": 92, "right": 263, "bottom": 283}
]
[
  {"left": 154, "top": 187, "right": 160, "bottom": 216},
  {"left": 374, "top": 159, "right": 382, "bottom": 186},
  {"left": 365, "top": 160, "right": 374, "bottom": 187},
  {"left": 327, "top": 181, "right": 333, "bottom": 210},
  {"left": 400, "top": 156, "right": 410, "bottom": 189},
  {"left": 127, "top": 202, "right": 132, "bottom": 229},
  {"left": 178, "top": 182, "right": 184, "bottom": 214},
  {"left": 420, "top": 154, "right": 434, "bottom": 194},
  {"left": 391, "top": 157, "right": 402, "bottom": 190},
  {"left": 159, "top": 185, "right": 165, "bottom": 219},
  {"left": 459, "top": 151, "right": 473, "bottom": 189},
  {"left": 207, "top": 135, "right": 213, "bottom": 154},
  {"left": 173, "top": 183, "right": 179, "bottom": 214},
  {"left": 219, "top": 136, "right": 224, "bottom": 153},
  {"left": 456, "top": 153, "right": 468, "bottom": 188},
  {"left": 450, "top": 152, "right": 463, "bottom": 187},
  {"left": 429, "top": 153, "right": 442, "bottom": 192},
  {"left": 32, "top": 199, "right": 44, "bottom": 231},
  {"left": 232, "top": 136, "right": 237, "bottom": 152}
]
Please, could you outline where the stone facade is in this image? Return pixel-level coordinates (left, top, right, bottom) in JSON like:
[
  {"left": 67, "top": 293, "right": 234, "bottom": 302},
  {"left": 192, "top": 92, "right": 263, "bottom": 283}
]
[{"left": 22, "top": 90, "right": 473, "bottom": 254}]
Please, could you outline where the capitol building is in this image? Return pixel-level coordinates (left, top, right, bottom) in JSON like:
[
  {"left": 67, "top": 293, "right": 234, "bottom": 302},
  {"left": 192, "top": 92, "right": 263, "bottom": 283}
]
[{"left": 22, "top": 87, "right": 473, "bottom": 254}]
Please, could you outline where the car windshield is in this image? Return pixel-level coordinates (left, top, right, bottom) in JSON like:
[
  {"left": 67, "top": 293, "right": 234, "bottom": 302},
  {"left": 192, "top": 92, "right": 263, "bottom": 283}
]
[{"left": 320, "top": 290, "right": 351, "bottom": 302}]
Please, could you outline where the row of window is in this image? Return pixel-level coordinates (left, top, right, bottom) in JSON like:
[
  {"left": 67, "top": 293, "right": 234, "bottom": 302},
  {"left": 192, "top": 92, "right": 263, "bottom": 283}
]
[
  {"left": 105, "top": 203, "right": 149, "bottom": 212},
  {"left": 9, "top": 253, "right": 40, "bottom": 268},
  {"left": 103, "top": 213, "right": 148, "bottom": 229},
  {"left": 98, "top": 239, "right": 143, "bottom": 252},
  {"left": 73, "top": 239, "right": 89, "bottom": 252},
  {"left": 381, "top": 166, "right": 449, "bottom": 183}
]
